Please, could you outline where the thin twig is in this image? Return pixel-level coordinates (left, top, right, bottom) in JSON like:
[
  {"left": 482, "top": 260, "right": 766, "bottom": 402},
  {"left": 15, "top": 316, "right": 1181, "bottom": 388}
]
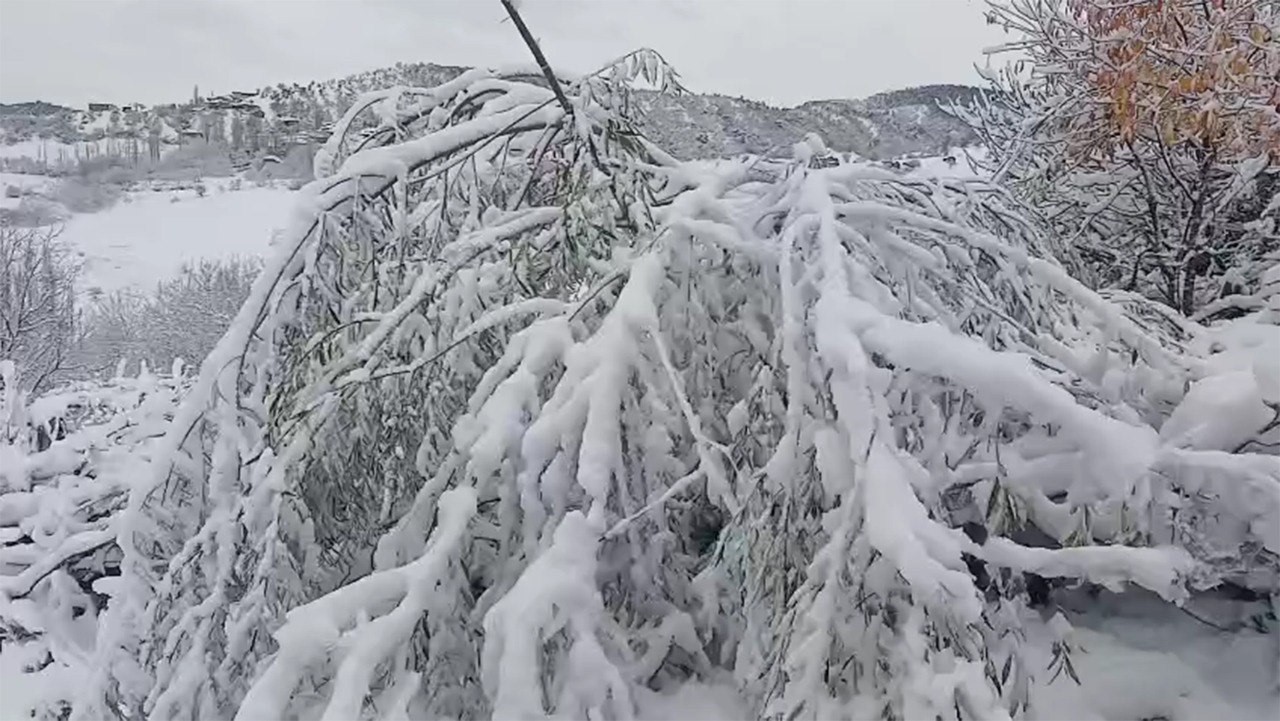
[{"left": 1177, "top": 603, "right": 1239, "bottom": 633}]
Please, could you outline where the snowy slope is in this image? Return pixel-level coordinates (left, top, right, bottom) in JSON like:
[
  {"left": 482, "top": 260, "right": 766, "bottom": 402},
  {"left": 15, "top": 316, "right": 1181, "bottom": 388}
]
[{"left": 58, "top": 184, "right": 295, "bottom": 295}]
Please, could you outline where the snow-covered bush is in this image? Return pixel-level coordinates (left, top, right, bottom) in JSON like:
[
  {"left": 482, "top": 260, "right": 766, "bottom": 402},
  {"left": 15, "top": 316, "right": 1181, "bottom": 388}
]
[
  {"left": 56, "top": 52, "right": 1277, "bottom": 721},
  {"left": 0, "top": 361, "right": 190, "bottom": 720},
  {"left": 0, "top": 224, "right": 83, "bottom": 394},
  {"left": 1162, "top": 261, "right": 1280, "bottom": 590}
]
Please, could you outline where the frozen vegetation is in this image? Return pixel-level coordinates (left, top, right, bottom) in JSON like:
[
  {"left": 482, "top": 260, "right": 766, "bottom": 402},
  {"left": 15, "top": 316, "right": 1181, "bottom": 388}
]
[{"left": 1, "top": 2, "right": 1278, "bottom": 719}]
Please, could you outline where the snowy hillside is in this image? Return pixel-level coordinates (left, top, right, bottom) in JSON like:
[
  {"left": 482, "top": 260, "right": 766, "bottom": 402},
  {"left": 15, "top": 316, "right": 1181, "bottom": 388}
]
[{"left": 0, "top": 64, "right": 979, "bottom": 171}]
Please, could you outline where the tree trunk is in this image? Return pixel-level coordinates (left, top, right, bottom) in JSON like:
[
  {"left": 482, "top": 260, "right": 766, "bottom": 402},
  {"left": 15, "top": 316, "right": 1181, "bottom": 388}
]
[{"left": 1178, "top": 151, "right": 1215, "bottom": 315}]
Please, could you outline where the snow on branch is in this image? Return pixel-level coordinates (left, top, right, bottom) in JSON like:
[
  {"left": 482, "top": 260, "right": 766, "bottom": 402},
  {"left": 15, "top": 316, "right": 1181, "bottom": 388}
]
[{"left": 0, "top": 364, "right": 190, "bottom": 720}]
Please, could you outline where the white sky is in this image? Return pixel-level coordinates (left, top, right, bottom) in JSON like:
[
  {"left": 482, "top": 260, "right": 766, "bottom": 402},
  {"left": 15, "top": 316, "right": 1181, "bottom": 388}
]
[{"left": 0, "top": 0, "right": 1004, "bottom": 109}]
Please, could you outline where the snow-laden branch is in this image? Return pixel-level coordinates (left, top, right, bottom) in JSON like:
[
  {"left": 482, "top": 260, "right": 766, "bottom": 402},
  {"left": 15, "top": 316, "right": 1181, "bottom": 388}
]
[{"left": 235, "top": 487, "right": 476, "bottom": 721}]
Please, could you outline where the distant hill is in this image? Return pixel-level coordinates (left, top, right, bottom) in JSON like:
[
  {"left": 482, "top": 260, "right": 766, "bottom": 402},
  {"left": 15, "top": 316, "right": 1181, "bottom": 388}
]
[
  {"left": 0, "top": 100, "right": 77, "bottom": 117},
  {"left": 0, "top": 63, "right": 984, "bottom": 168},
  {"left": 642, "top": 84, "right": 983, "bottom": 160}
]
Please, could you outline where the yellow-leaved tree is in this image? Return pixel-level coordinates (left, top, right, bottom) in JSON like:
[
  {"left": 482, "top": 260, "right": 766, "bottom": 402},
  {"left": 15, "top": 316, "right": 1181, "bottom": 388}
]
[
  {"left": 1070, "top": 0, "right": 1279, "bottom": 156},
  {"left": 960, "top": 0, "right": 1280, "bottom": 315}
]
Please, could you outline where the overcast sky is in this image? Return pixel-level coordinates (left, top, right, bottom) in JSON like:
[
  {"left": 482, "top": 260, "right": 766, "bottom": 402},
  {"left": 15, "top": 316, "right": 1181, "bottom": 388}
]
[{"left": 0, "top": 0, "right": 1004, "bottom": 109}]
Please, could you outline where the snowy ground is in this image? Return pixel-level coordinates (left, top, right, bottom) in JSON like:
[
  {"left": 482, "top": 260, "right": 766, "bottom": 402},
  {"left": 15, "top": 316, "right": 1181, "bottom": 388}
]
[
  {"left": 5, "top": 169, "right": 296, "bottom": 295},
  {"left": 634, "top": 590, "right": 1279, "bottom": 721},
  {"left": 57, "top": 181, "right": 295, "bottom": 295},
  {"left": 1045, "top": 591, "right": 1279, "bottom": 720}
]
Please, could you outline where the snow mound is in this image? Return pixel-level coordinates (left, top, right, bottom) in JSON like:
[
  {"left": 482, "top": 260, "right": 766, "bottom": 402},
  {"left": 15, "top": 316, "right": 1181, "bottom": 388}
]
[{"left": 1161, "top": 371, "right": 1277, "bottom": 451}]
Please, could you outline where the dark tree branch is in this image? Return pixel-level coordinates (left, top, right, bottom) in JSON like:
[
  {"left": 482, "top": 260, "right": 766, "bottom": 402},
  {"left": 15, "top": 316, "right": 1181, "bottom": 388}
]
[
  {"left": 499, "top": 0, "right": 607, "bottom": 172},
  {"left": 499, "top": 0, "right": 574, "bottom": 119}
]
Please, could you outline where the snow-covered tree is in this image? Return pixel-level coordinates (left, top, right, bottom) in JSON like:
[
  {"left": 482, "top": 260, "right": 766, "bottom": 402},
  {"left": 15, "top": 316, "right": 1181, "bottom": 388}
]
[
  {"left": 62, "top": 43, "right": 1277, "bottom": 721},
  {"left": 957, "top": 0, "right": 1280, "bottom": 315}
]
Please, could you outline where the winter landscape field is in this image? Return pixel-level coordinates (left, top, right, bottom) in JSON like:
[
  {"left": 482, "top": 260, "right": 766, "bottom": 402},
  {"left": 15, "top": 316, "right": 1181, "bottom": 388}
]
[{"left": 1, "top": 1, "right": 1279, "bottom": 720}]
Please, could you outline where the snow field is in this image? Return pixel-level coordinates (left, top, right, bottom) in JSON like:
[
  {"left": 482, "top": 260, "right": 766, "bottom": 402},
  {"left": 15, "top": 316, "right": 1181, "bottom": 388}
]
[{"left": 56, "top": 182, "right": 295, "bottom": 295}]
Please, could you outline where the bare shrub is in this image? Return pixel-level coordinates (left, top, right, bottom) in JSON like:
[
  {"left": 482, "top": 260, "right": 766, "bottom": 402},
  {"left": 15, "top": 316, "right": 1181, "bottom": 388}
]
[
  {"left": 77, "top": 289, "right": 147, "bottom": 375},
  {"left": 53, "top": 177, "right": 124, "bottom": 214},
  {"left": 81, "top": 256, "right": 261, "bottom": 373},
  {"left": 149, "top": 139, "right": 235, "bottom": 182},
  {"left": 0, "top": 196, "right": 67, "bottom": 227},
  {"left": 73, "top": 154, "right": 133, "bottom": 182},
  {"left": 0, "top": 224, "right": 83, "bottom": 393},
  {"left": 146, "top": 256, "right": 259, "bottom": 364},
  {"left": 40, "top": 140, "right": 238, "bottom": 218}
]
